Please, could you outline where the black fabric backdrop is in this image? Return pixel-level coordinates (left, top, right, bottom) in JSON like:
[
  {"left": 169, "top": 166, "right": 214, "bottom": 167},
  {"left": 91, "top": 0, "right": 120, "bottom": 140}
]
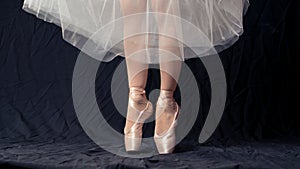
[{"left": 0, "top": 0, "right": 299, "bottom": 169}]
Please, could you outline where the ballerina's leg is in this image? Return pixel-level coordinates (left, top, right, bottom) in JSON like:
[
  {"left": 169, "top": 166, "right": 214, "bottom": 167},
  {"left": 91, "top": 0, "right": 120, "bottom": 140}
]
[
  {"left": 151, "top": 0, "right": 183, "bottom": 135},
  {"left": 120, "top": 0, "right": 150, "bottom": 132},
  {"left": 120, "top": 0, "right": 149, "bottom": 89}
]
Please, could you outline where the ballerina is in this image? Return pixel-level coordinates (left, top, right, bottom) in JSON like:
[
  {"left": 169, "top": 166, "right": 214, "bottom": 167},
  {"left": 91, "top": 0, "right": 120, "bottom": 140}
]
[{"left": 22, "top": 0, "right": 249, "bottom": 154}]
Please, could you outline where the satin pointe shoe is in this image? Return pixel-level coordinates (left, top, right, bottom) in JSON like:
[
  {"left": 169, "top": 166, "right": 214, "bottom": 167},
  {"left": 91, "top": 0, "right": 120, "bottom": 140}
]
[
  {"left": 154, "top": 90, "right": 180, "bottom": 154},
  {"left": 124, "top": 87, "right": 153, "bottom": 152}
]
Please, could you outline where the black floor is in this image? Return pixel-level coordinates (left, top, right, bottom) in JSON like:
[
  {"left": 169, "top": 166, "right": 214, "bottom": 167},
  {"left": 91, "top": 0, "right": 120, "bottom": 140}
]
[{"left": 1, "top": 137, "right": 300, "bottom": 169}]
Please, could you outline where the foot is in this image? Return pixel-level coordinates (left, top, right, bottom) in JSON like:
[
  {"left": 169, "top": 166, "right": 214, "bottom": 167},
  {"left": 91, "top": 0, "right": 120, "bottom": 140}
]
[
  {"left": 155, "top": 90, "right": 178, "bottom": 136},
  {"left": 154, "top": 89, "right": 179, "bottom": 154},
  {"left": 124, "top": 87, "right": 149, "bottom": 134},
  {"left": 124, "top": 87, "right": 153, "bottom": 152}
]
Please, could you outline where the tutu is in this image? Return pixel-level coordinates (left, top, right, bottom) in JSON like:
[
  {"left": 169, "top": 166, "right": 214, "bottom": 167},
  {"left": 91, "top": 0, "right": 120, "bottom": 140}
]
[{"left": 22, "top": 0, "right": 249, "bottom": 64}]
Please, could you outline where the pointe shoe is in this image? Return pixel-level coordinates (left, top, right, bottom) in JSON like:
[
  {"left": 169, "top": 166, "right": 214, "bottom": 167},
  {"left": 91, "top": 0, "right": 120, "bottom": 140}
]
[
  {"left": 154, "top": 90, "right": 180, "bottom": 154},
  {"left": 124, "top": 87, "right": 153, "bottom": 152}
]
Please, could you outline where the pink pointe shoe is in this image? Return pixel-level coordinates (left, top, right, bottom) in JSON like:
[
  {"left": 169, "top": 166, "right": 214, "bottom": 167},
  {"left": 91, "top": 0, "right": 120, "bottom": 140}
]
[
  {"left": 124, "top": 87, "right": 153, "bottom": 152},
  {"left": 154, "top": 90, "right": 180, "bottom": 154}
]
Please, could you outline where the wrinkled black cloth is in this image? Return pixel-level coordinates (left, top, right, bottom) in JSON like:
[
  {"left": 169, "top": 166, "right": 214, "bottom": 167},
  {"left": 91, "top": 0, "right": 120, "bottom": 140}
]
[{"left": 0, "top": 0, "right": 299, "bottom": 168}]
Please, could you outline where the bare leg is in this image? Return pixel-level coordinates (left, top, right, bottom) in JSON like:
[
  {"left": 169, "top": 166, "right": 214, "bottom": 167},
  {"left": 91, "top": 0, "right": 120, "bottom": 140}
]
[
  {"left": 120, "top": 0, "right": 149, "bottom": 131},
  {"left": 151, "top": 0, "right": 183, "bottom": 135},
  {"left": 120, "top": 0, "right": 148, "bottom": 89}
]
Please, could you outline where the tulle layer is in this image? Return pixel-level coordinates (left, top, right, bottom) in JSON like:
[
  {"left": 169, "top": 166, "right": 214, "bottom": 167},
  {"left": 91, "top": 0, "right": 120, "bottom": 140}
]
[{"left": 22, "top": 0, "right": 249, "bottom": 63}]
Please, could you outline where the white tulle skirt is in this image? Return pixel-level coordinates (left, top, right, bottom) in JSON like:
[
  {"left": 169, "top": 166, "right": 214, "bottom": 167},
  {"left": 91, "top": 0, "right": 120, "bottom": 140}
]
[{"left": 22, "top": 0, "right": 249, "bottom": 64}]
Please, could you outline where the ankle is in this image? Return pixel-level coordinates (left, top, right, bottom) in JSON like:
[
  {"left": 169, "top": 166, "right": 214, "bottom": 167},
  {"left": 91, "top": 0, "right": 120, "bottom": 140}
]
[
  {"left": 156, "top": 89, "right": 177, "bottom": 117},
  {"left": 158, "top": 89, "right": 175, "bottom": 106},
  {"left": 129, "top": 87, "right": 147, "bottom": 104},
  {"left": 159, "top": 89, "right": 174, "bottom": 99}
]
